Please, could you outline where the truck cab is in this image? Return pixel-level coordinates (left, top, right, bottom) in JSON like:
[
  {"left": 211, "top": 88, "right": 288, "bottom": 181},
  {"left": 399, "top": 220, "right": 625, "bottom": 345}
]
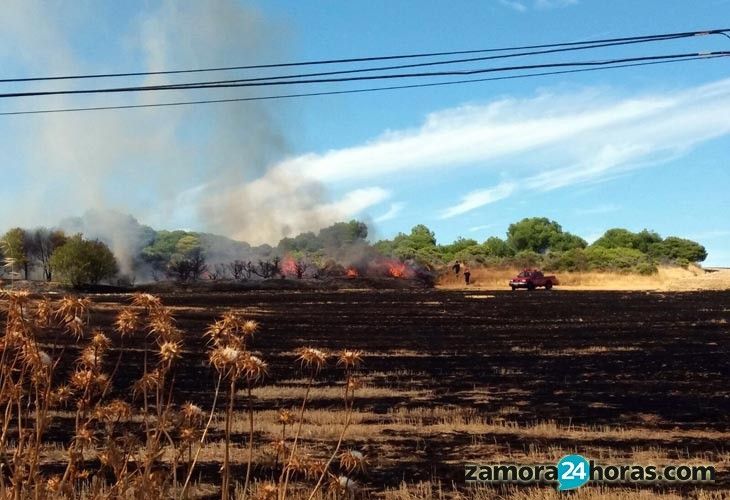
[{"left": 509, "top": 269, "right": 558, "bottom": 291}]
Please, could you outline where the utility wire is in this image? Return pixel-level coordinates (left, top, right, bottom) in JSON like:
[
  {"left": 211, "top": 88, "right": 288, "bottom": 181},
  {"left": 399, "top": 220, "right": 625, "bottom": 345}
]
[
  {"left": 143, "top": 35, "right": 703, "bottom": 89},
  {"left": 0, "top": 28, "right": 727, "bottom": 84},
  {"left": 1, "top": 54, "right": 724, "bottom": 116},
  {"left": 1, "top": 51, "right": 727, "bottom": 99}
]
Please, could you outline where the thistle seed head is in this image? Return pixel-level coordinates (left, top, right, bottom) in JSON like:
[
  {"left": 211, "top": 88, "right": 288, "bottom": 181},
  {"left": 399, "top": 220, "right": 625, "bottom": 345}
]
[
  {"left": 159, "top": 340, "right": 182, "bottom": 362},
  {"left": 339, "top": 449, "right": 367, "bottom": 473},
  {"left": 278, "top": 409, "right": 295, "bottom": 425},
  {"left": 131, "top": 293, "right": 161, "bottom": 310},
  {"left": 180, "top": 402, "right": 205, "bottom": 422},
  {"left": 295, "top": 347, "right": 328, "bottom": 373},
  {"left": 114, "top": 308, "right": 140, "bottom": 336},
  {"left": 337, "top": 349, "right": 363, "bottom": 369},
  {"left": 91, "top": 330, "right": 111, "bottom": 350},
  {"left": 253, "top": 482, "right": 278, "bottom": 500},
  {"left": 240, "top": 354, "right": 268, "bottom": 383}
]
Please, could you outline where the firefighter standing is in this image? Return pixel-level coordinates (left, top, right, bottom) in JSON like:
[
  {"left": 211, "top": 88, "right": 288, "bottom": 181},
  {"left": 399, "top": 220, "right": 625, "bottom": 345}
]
[{"left": 463, "top": 266, "right": 471, "bottom": 285}]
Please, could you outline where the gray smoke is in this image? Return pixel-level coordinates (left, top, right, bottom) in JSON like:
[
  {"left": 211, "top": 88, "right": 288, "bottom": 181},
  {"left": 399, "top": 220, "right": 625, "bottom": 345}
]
[{"left": 0, "top": 0, "right": 343, "bottom": 271}]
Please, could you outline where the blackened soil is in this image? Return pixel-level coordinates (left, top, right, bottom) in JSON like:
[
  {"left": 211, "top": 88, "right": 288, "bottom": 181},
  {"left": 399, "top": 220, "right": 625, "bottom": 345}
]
[{"left": 33, "top": 289, "right": 730, "bottom": 493}]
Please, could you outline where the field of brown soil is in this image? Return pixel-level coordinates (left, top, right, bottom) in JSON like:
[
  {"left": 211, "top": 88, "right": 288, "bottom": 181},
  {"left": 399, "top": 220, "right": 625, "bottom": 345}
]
[
  {"left": 9, "top": 286, "right": 728, "bottom": 498},
  {"left": 438, "top": 266, "right": 730, "bottom": 292}
]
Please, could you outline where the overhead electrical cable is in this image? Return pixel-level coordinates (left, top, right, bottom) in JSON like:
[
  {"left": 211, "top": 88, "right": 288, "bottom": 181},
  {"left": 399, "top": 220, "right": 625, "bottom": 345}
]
[
  {"left": 144, "top": 35, "right": 709, "bottom": 89},
  {"left": 0, "top": 54, "right": 725, "bottom": 116},
  {"left": 0, "top": 51, "right": 727, "bottom": 99},
  {"left": 0, "top": 28, "right": 727, "bottom": 84}
]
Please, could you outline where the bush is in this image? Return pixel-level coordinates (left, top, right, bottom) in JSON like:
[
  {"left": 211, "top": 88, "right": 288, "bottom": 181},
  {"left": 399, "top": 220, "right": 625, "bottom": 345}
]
[
  {"left": 510, "top": 250, "right": 543, "bottom": 269},
  {"left": 649, "top": 237, "right": 707, "bottom": 263},
  {"left": 584, "top": 246, "right": 656, "bottom": 273},
  {"left": 507, "top": 217, "right": 585, "bottom": 253},
  {"left": 483, "top": 237, "right": 514, "bottom": 258},
  {"left": 50, "top": 234, "right": 119, "bottom": 286},
  {"left": 543, "top": 248, "right": 589, "bottom": 272}
]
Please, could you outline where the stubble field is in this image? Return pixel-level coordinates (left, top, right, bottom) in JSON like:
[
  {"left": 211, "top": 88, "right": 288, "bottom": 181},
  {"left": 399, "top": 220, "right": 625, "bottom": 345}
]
[{"left": 7, "top": 286, "right": 730, "bottom": 498}]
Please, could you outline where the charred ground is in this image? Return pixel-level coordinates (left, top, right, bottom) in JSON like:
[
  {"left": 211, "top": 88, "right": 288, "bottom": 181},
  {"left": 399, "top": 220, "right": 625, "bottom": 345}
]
[{"left": 30, "top": 288, "right": 730, "bottom": 495}]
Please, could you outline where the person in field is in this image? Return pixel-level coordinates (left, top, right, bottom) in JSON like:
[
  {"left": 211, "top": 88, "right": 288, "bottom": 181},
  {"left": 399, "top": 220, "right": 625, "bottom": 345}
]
[
  {"left": 452, "top": 260, "right": 461, "bottom": 276},
  {"left": 463, "top": 266, "right": 471, "bottom": 285}
]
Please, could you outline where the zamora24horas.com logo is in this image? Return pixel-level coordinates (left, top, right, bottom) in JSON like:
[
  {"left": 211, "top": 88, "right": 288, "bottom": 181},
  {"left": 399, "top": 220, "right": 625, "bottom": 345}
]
[{"left": 465, "top": 454, "right": 716, "bottom": 491}]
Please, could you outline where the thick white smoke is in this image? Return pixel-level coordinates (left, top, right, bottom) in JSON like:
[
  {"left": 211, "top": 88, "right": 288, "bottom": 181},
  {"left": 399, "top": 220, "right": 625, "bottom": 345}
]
[{"left": 0, "top": 1, "right": 372, "bottom": 270}]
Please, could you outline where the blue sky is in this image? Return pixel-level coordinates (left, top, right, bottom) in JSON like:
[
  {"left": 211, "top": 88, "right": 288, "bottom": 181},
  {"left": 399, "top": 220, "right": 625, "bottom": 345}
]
[{"left": 1, "top": 1, "right": 729, "bottom": 264}]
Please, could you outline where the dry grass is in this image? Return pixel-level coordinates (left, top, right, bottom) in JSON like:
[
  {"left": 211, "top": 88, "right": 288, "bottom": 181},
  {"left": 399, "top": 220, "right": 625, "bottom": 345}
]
[
  {"left": 0, "top": 292, "right": 364, "bottom": 500},
  {"left": 382, "top": 481, "right": 728, "bottom": 500},
  {"left": 438, "top": 265, "right": 730, "bottom": 291}
]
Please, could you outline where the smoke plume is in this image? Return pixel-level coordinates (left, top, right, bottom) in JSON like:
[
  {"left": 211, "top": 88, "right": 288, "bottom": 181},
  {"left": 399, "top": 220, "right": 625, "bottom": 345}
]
[{"left": 0, "top": 0, "right": 364, "bottom": 270}]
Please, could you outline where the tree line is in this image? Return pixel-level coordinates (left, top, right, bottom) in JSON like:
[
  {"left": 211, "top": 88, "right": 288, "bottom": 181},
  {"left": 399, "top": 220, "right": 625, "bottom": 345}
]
[
  {"left": 0, "top": 217, "right": 707, "bottom": 286},
  {"left": 375, "top": 217, "right": 707, "bottom": 275},
  {"left": 1, "top": 228, "right": 117, "bottom": 286}
]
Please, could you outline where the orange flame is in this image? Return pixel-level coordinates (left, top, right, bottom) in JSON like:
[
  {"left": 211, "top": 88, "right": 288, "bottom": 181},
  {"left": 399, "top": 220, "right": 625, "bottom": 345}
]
[
  {"left": 346, "top": 267, "right": 359, "bottom": 278},
  {"left": 281, "top": 258, "right": 297, "bottom": 276},
  {"left": 388, "top": 262, "right": 407, "bottom": 278}
]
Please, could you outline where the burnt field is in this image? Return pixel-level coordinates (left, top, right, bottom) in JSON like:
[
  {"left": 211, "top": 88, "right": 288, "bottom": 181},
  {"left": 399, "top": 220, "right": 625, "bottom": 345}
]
[{"left": 9, "top": 287, "right": 730, "bottom": 498}]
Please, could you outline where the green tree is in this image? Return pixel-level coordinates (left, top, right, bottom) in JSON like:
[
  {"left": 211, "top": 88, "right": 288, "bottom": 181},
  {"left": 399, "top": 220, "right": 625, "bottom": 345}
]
[
  {"left": 649, "top": 237, "right": 707, "bottom": 263},
  {"left": 549, "top": 232, "right": 587, "bottom": 252},
  {"left": 591, "top": 228, "right": 639, "bottom": 249},
  {"left": 2, "top": 227, "right": 30, "bottom": 279},
  {"left": 175, "top": 234, "right": 202, "bottom": 255},
  {"left": 278, "top": 231, "right": 321, "bottom": 253},
  {"left": 51, "top": 234, "right": 119, "bottom": 286},
  {"left": 584, "top": 246, "right": 655, "bottom": 273},
  {"left": 318, "top": 220, "right": 368, "bottom": 247},
  {"left": 634, "top": 229, "right": 663, "bottom": 253},
  {"left": 141, "top": 230, "right": 200, "bottom": 273},
  {"left": 408, "top": 224, "right": 437, "bottom": 247},
  {"left": 167, "top": 247, "right": 208, "bottom": 282},
  {"left": 543, "top": 248, "right": 589, "bottom": 272},
  {"left": 27, "top": 228, "right": 67, "bottom": 281},
  {"left": 376, "top": 224, "right": 439, "bottom": 264},
  {"left": 512, "top": 250, "right": 543, "bottom": 268},
  {"left": 482, "top": 237, "right": 514, "bottom": 258},
  {"left": 591, "top": 228, "right": 662, "bottom": 253},
  {"left": 507, "top": 217, "right": 583, "bottom": 253}
]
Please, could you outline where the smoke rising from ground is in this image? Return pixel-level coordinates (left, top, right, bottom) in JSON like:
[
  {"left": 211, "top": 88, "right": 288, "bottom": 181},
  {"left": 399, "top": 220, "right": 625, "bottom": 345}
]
[{"left": 1, "top": 1, "right": 371, "bottom": 270}]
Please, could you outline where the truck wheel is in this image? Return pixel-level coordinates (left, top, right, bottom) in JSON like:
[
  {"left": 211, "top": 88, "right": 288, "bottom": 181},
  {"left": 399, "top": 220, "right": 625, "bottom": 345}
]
[
  {"left": 527, "top": 282, "right": 535, "bottom": 291},
  {"left": 545, "top": 281, "right": 553, "bottom": 290},
  {"left": 511, "top": 285, "right": 516, "bottom": 291}
]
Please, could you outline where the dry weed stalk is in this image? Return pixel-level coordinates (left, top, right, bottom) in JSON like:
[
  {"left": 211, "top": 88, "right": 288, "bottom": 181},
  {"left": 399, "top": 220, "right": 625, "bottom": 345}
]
[
  {"left": 308, "top": 350, "right": 364, "bottom": 498},
  {"left": 0, "top": 292, "right": 366, "bottom": 500}
]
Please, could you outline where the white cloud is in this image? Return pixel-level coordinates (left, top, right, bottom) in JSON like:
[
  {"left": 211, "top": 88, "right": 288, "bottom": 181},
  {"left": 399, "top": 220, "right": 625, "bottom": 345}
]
[
  {"left": 469, "top": 224, "right": 496, "bottom": 232},
  {"left": 439, "top": 183, "right": 516, "bottom": 219},
  {"left": 498, "top": 0, "right": 577, "bottom": 11},
  {"left": 375, "top": 202, "right": 405, "bottom": 223},
  {"left": 499, "top": 0, "right": 527, "bottom": 12},
  {"left": 274, "top": 77, "right": 730, "bottom": 218},
  {"left": 535, "top": 0, "right": 579, "bottom": 9}
]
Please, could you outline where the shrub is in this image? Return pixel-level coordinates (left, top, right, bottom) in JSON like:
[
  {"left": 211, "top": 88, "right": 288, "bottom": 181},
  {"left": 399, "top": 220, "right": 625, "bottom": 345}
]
[
  {"left": 543, "top": 248, "right": 589, "bottom": 272},
  {"left": 510, "top": 250, "right": 543, "bottom": 269},
  {"left": 483, "top": 236, "right": 515, "bottom": 258},
  {"left": 50, "top": 234, "right": 118, "bottom": 286},
  {"left": 649, "top": 237, "right": 707, "bottom": 263},
  {"left": 584, "top": 246, "right": 655, "bottom": 273}
]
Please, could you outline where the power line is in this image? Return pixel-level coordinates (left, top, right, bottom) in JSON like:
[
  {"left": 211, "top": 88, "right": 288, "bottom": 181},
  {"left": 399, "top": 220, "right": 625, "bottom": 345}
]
[
  {"left": 1, "top": 51, "right": 727, "bottom": 99},
  {"left": 1, "top": 55, "right": 724, "bottom": 116},
  {"left": 0, "top": 28, "right": 727, "bottom": 84},
  {"left": 135, "top": 35, "right": 704, "bottom": 89}
]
